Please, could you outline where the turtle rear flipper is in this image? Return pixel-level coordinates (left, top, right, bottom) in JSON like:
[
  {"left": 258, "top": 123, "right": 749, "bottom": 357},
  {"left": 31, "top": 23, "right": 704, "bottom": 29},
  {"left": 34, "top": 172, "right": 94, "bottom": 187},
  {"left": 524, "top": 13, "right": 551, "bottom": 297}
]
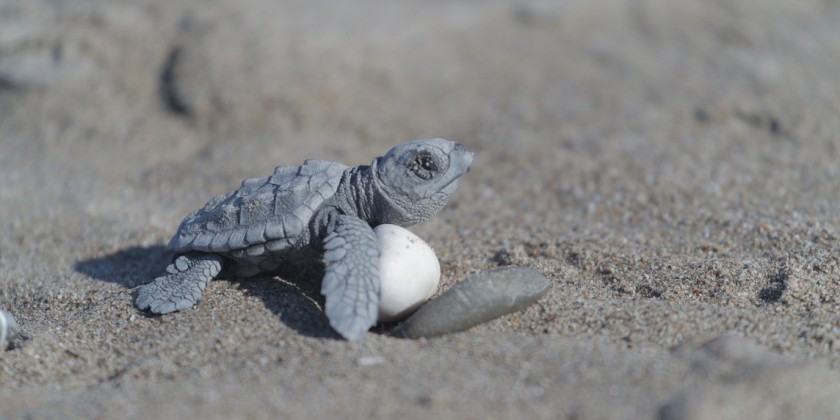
[{"left": 136, "top": 252, "right": 223, "bottom": 314}]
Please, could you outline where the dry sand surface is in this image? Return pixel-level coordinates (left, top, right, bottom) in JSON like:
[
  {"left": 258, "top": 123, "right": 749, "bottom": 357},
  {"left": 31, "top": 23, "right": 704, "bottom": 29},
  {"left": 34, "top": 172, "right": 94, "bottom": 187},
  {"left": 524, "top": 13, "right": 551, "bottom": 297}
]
[{"left": 2, "top": 0, "right": 840, "bottom": 418}]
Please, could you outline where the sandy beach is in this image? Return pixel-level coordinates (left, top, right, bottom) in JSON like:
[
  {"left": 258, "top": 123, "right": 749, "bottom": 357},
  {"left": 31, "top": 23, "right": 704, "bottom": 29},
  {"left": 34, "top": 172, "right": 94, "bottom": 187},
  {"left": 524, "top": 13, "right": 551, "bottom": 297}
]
[{"left": 2, "top": 0, "right": 840, "bottom": 418}]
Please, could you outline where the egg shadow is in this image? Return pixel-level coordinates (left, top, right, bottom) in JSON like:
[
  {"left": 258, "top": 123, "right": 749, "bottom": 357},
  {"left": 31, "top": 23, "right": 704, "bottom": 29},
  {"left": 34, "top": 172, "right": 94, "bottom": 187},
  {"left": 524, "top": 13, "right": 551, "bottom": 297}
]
[{"left": 74, "top": 246, "right": 355, "bottom": 339}]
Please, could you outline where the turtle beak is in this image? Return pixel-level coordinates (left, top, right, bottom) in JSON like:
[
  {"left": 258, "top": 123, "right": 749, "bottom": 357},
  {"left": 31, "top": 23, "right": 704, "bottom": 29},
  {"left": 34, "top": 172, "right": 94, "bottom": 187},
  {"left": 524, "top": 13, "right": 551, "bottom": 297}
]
[{"left": 453, "top": 143, "right": 473, "bottom": 169}]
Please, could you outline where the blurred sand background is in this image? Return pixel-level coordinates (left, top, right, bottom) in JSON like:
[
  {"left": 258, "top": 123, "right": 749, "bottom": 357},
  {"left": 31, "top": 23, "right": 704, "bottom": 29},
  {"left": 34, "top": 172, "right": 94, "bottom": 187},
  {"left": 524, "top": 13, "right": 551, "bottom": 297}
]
[{"left": 2, "top": 0, "right": 840, "bottom": 418}]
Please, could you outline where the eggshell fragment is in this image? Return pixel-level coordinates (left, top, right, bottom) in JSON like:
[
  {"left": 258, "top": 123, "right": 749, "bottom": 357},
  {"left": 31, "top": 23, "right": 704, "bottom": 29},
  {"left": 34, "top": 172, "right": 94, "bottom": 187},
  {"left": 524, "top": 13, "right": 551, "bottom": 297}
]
[
  {"left": 0, "top": 310, "right": 20, "bottom": 349},
  {"left": 375, "top": 224, "right": 441, "bottom": 322}
]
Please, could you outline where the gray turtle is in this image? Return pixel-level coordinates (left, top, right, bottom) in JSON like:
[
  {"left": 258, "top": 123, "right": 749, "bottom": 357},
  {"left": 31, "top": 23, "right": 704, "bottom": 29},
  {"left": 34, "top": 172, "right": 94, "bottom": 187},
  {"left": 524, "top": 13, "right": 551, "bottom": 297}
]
[{"left": 136, "top": 139, "right": 473, "bottom": 340}]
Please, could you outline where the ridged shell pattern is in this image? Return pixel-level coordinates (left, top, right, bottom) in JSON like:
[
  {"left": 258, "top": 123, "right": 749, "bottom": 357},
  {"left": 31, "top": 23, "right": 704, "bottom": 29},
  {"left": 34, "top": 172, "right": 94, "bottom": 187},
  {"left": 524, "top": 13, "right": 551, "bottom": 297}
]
[{"left": 168, "top": 160, "right": 347, "bottom": 257}]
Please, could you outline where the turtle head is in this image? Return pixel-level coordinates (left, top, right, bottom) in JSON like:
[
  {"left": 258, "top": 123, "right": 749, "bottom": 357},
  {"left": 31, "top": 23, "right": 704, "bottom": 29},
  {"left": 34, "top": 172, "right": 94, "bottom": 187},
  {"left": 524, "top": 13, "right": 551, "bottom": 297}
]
[{"left": 373, "top": 139, "right": 473, "bottom": 226}]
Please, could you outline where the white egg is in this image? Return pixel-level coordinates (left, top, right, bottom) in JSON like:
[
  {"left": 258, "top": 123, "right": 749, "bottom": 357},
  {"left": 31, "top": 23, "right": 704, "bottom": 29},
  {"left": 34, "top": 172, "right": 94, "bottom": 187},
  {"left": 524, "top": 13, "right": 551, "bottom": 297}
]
[{"left": 374, "top": 224, "right": 441, "bottom": 322}]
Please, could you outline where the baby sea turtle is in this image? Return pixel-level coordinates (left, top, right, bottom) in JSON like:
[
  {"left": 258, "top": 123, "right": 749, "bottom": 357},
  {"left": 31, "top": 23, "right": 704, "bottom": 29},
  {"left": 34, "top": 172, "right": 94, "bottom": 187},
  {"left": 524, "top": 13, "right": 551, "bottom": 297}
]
[{"left": 136, "top": 139, "right": 473, "bottom": 340}]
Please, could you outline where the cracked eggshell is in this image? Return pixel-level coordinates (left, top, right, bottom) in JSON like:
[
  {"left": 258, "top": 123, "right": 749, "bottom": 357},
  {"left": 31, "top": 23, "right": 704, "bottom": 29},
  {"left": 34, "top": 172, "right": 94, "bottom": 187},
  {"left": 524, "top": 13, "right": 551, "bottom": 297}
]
[
  {"left": 375, "top": 224, "right": 441, "bottom": 322},
  {"left": 0, "top": 310, "right": 19, "bottom": 349}
]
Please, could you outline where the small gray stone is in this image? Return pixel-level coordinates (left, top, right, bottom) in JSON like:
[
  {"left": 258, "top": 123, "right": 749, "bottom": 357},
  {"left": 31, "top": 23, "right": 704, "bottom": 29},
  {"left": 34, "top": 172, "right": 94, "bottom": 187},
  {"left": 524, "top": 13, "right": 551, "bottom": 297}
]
[{"left": 394, "top": 266, "right": 550, "bottom": 339}]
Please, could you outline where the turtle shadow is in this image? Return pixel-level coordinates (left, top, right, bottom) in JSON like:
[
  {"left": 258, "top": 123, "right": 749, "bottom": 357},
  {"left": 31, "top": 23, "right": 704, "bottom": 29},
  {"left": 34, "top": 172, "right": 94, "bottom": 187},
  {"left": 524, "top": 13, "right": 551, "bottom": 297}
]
[
  {"left": 230, "top": 262, "right": 341, "bottom": 339},
  {"left": 73, "top": 245, "right": 171, "bottom": 289},
  {"left": 74, "top": 247, "right": 341, "bottom": 339},
  {"left": 231, "top": 262, "right": 398, "bottom": 339}
]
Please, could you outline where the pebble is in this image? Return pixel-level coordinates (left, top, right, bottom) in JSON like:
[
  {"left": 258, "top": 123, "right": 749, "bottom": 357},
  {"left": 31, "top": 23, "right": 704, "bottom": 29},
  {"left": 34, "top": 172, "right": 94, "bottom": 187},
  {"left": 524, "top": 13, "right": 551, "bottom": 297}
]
[
  {"left": 0, "top": 310, "right": 20, "bottom": 350},
  {"left": 393, "top": 266, "right": 550, "bottom": 338},
  {"left": 375, "top": 224, "right": 441, "bottom": 322}
]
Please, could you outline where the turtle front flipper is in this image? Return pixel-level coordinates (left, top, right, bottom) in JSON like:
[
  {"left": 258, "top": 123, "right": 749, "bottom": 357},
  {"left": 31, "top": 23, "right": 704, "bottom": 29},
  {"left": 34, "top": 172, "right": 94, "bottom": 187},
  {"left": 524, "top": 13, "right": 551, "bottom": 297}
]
[
  {"left": 321, "top": 215, "right": 381, "bottom": 340},
  {"left": 136, "top": 252, "right": 223, "bottom": 314}
]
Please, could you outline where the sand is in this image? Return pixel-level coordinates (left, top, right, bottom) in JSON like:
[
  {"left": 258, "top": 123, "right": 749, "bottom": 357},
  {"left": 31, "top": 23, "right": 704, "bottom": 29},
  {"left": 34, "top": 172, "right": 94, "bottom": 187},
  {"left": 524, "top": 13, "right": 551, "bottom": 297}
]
[{"left": 2, "top": 0, "right": 840, "bottom": 418}]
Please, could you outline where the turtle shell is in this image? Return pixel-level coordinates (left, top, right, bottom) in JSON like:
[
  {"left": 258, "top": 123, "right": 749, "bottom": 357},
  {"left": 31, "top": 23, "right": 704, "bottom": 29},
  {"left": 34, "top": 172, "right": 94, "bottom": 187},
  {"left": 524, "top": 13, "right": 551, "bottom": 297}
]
[{"left": 168, "top": 159, "right": 347, "bottom": 256}]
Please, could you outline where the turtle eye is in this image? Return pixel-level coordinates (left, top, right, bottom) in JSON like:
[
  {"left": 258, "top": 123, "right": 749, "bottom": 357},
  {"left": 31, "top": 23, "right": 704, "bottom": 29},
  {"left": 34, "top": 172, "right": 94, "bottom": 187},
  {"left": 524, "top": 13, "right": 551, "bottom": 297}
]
[{"left": 407, "top": 151, "right": 437, "bottom": 180}]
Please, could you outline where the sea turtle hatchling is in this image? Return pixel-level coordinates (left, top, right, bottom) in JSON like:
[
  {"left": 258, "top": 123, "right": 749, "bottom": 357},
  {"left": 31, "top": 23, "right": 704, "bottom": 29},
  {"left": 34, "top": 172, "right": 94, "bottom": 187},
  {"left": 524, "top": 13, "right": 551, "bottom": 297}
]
[{"left": 136, "top": 139, "right": 473, "bottom": 340}]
